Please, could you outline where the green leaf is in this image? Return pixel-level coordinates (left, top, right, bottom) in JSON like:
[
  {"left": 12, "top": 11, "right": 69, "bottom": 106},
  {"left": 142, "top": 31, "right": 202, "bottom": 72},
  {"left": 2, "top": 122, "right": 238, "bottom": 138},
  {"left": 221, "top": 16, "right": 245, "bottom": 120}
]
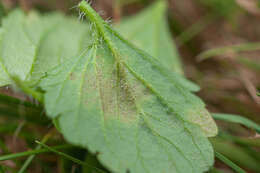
[
  {"left": 116, "top": 0, "right": 184, "bottom": 76},
  {"left": 0, "top": 10, "right": 89, "bottom": 87},
  {"left": 212, "top": 113, "right": 260, "bottom": 133},
  {"left": 0, "top": 3, "right": 216, "bottom": 137},
  {"left": 0, "top": 10, "right": 62, "bottom": 86},
  {"left": 37, "top": 1, "right": 217, "bottom": 172}
]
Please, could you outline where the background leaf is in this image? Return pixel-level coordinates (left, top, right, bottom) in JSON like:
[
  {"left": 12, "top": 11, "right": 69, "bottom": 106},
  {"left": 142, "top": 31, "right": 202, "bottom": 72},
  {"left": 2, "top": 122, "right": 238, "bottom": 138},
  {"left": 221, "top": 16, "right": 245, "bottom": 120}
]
[
  {"left": 0, "top": 10, "right": 61, "bottom": 86},
  {"left": 116, "top": 0, "right": 183, "bottom": 75},
  {"left": 29, "top": 14, "right": 91, "bottom": 86},
  {"left": 212, "top": 113, "right": 260, "bottom": 133}
]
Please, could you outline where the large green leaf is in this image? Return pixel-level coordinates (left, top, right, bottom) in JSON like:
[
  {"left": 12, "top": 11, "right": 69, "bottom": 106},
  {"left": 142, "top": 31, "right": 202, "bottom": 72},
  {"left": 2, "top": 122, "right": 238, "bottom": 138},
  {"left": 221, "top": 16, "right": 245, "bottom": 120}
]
[
  {"left": 0, "top": 3, "right": 217, "bottom": 135},
  {"left": 0, "top": 3, "right": 218, "bottom": 173},
  {"left": 37, "top": 1, "right": 217, "bottom": 172},
  {"left": 116, "top": 1, "right": 183, "bottom": 75}
]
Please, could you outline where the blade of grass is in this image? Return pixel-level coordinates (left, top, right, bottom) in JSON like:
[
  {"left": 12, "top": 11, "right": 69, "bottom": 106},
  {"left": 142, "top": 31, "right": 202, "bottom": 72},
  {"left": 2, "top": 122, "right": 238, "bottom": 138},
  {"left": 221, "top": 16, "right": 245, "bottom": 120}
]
[
  {"left": 240, "top": 145, "right": 260, "bottom": 162},
  {"left": 212, "top": 138, "right": 260, "bottom": 172},
  {"left": 17, "top": 129, "right": 55, "bottom": 173},
  {"left": 177, "top": 13, "right": 217, "bottom": 46},
  {"left": 0, "top": 107, "right": 48, "bottom": 126},
  {"left": 238, "top": 57, "right": 260, "bottom": 72},
  {"left": 0, "top": 165, "right": 5, "bottom": 173},
  {"left": 116, "top": 0, "right": 142, "bottom": 6},
  {"left": 218, "top": 131, "right": 260, "bottom": 147},
  {"left": 0, "top": 124, "right": 23, "bottom": 133},
  {"left": 0, "top": 94, "right": 49, "bottom": 125},
  {"left": 212, "top": 113, "right": 260, "bottom": 133},
  {"left": 215, "top": 152, "right": 246, "bottom": 173},
  {"left": 0, "top": 145, "right": 72, "bottom": 161},
  {"left": 217, "top": 131, "right": 260, "bottom": 162},
  {"left": 35, "top": 141, "right": 108, "bottom": 173},
  {"left": 0, "top": 138, "right": 9, "bottom": 153},
  {"left": 197, "top": 42, "right": 260, "bottom": 61},
  {"left": 0, "top": 124, "right": 44, "bottom": 145},
  {"left": 0, "top": 93, "right": 38, "bottom": 108}
]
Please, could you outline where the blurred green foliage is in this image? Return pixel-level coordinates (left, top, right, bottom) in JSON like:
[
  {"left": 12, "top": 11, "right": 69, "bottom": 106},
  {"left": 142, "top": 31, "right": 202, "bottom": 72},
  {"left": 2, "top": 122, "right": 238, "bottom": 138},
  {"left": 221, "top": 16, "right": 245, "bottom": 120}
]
[{"left": 199, "top": 0, "right": 238, "bottom": 16}]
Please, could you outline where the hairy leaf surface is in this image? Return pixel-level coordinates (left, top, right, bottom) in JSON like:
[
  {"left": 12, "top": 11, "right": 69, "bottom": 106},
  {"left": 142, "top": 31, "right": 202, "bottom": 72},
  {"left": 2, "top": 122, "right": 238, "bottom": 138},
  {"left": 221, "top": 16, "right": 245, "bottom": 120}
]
[
  {"left": 38, "top": 1, "right": 217, "bottom": 173},
  {"left": 116, "top": 1, "right": 183, "bottom": 75}
]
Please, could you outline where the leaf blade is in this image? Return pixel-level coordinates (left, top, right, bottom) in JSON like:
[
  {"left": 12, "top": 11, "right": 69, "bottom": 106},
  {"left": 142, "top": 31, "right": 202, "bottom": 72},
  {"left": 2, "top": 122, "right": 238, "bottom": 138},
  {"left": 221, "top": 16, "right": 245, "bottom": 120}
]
[
  {"left": 38, "top": 1, "right": 217, "bottom": 173},
  {"left": 0, "top": 10, "right": 62, "bottom": 86},
  {"left": 0, "top": 4, "right": 218, "bottom": 173},
  {"left": 116, "top": 0, "right": 183, "bottom": 75},
  {"left": 212, "top": 113, "right": 260, "bottom": 133}
]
